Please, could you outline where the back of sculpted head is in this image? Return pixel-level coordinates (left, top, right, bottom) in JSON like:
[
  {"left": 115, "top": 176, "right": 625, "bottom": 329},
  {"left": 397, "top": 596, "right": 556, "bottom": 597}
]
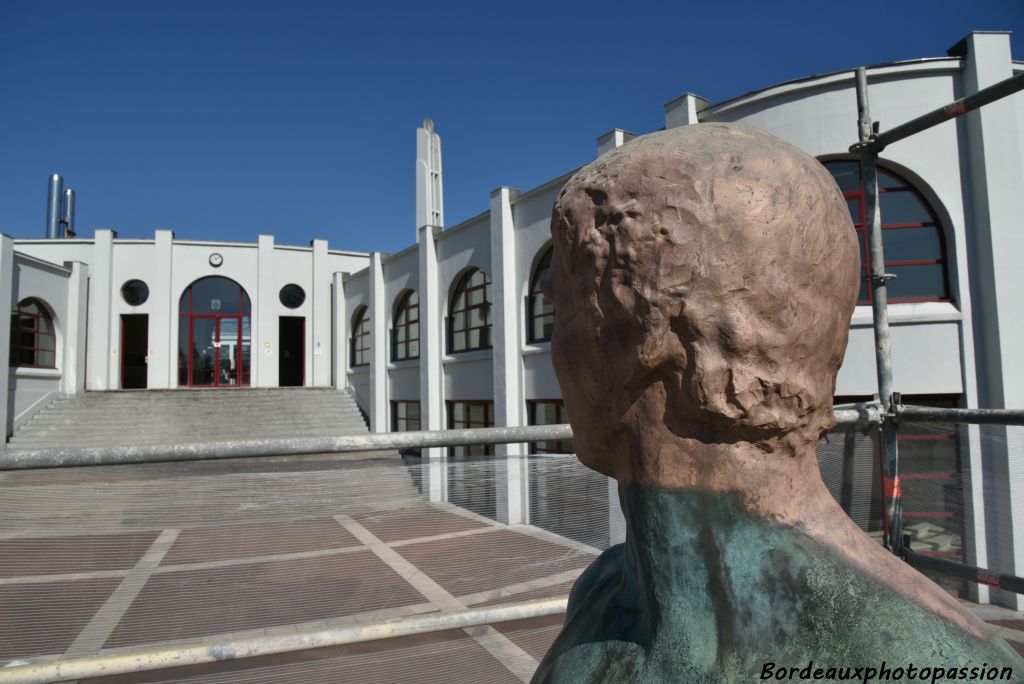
[{"left": 548, "top": 123, "right": 860, "bottom": 477}]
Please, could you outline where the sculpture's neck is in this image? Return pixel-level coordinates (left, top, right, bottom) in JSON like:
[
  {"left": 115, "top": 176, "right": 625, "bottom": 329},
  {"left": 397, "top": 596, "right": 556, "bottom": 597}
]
[
  {"left": 614, "top": 486, "right": 822, "bottom": 652},
  {"left": 619, "top": 487, "right": 779, "bottom": 600}
]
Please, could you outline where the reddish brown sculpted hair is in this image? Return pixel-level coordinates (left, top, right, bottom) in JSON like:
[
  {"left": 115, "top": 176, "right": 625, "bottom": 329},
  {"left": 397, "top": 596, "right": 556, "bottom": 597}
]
[{"left": 548, "top": 123, "right": 860, "bottom": 457}]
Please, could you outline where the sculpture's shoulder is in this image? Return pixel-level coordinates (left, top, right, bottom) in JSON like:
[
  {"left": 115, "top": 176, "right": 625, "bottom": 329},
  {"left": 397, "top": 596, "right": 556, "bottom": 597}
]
[{"left": 531, "top": 523, "right": 1024, "bottom": 684}]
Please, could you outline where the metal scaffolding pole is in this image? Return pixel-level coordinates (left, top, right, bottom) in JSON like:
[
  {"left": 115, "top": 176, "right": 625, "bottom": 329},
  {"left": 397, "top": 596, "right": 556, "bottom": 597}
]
[
  {"left": 0, "top": 410, "right": 877, "bottom": 471},
  {"left": 852, "top": 67, "right": 902, "bottom": 553}
]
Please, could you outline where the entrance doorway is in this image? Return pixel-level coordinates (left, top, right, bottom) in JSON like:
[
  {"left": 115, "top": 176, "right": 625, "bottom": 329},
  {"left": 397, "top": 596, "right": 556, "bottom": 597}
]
[
  {"left": 279, "top": 317, "right": 304, "bottom": 387},
  {"left": 178, "top": 277, "right": 252, "bottom": 388},
  {"left": 121, "top": 314, "right": 148, "bottom": 389}
]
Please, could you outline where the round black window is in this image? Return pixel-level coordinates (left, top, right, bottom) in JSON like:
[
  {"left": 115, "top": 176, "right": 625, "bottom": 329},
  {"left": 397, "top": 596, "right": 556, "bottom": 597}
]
[
  {"left": 122, "top": 280, "right": 150, "bottom": 306},
  {"left": 279, "top": 284, "right": 306, "bottom": 309}
]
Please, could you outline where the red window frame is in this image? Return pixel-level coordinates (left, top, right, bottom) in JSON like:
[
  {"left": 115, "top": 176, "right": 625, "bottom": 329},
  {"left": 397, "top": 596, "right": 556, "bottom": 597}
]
[
  {"left": 177, "top": 279, "right": 252, "bottom": 388},
  {"left": 824, "top": 161, "right": 951, "bottom": 305},
  {"left": 10, "top": 299, "right": 56, "bottom": 369}
]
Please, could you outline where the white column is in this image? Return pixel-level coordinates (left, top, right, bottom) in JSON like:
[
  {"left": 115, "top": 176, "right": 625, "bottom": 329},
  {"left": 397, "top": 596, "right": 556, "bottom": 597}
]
[
  {"left": 368, "top": 252, "right": 388, "bottom": 432},
  {"left": 418, "top": 224, "right": 446, "bottom": 499},
  {"left": 490, "top": 186, "right": 529, "bottom": 524},
  {"left": 62, "top": 261, "right": 88, "bottom": 395},
  {"left": 332, "top": 272, "right": 348, "bottom": 389},
  {"left": 88, "top": 229, "right": 114, "bottom": 390},
  {"left": 255, "top": 235, "right": 276, "bottom": 387},
  {"left": 311, "top": 239, "right": 331, "bottom": 387},
  {"left": 150, "top": 230, "right": 173, "bottom": 389},
  {"left": 957, "top": 31, "right": 1024, "bottom": 608},
  {"left": 0, "top": 235, "right": 14, "bottom": 438}
]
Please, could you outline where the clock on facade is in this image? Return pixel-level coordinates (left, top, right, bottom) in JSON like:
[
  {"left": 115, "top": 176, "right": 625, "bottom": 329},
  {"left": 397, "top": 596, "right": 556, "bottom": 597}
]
[{"left": 209, "top": 253, "right": 223, "bottom": 267}]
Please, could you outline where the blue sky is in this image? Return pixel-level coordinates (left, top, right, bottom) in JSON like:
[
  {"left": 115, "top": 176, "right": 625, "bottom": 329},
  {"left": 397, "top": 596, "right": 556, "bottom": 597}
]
[{"left": 1, "top": 1, "right": 1020, "bottom": 254}]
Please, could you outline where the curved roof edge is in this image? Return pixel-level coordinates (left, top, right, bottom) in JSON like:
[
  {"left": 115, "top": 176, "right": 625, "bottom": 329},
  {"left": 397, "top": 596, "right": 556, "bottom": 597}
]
[{"left": 699, "top": 57, "right": 961, "bottom": 119}]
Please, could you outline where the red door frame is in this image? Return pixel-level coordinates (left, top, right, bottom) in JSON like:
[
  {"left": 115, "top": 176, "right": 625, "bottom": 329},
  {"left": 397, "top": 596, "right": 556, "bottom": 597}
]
[
  {"left": 183, "top": 314, "right": 248, "bottom": 388},
  {"left": 180, "top": 282, "right": 251, "bottom": 388}
]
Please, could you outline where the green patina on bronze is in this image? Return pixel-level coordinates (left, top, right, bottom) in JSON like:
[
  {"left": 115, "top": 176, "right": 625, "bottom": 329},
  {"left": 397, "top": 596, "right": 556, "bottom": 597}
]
[{"left": 532, "top": 488, "right": 1023, "bottom": 683}]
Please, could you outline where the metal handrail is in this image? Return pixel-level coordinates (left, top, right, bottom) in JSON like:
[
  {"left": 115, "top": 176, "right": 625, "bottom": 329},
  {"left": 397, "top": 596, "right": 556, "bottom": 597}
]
[{"left": 0, "top": 597, "right": 568, "bottom": 684}]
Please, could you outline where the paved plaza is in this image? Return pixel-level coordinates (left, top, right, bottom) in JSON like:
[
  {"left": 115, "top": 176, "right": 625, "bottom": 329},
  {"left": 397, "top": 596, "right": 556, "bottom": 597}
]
[{"left": 2, "top": 451, "right": 1022, "bottom": 682}]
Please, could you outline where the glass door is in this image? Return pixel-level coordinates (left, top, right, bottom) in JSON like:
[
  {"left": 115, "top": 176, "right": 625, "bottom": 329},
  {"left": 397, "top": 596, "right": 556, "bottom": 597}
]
[{"left": 179, "top": 277, "right": 252, "bottom": 388}]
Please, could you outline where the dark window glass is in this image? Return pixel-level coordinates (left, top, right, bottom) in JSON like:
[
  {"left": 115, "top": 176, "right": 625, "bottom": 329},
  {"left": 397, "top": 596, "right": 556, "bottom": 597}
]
[
  {"left": 121, "top": 280, "right": 150, "bottom": 306},
  {"left": 449, "top": 269, "right": 491, "bottom": 353},
  {"left": 823, "top": 161, "right": 950, "bottom": 305},
  {"left": 447, "top": 400, "right": 494, "bottom": 457},
  {"left": 882, "top": 227, "right": 943, "bottom": 263},
  {"left": 392, "top": 291, "right": 420, "bottom": 361},
  {"left": 279, "top": 284, "right": 305, "bottom": 309},
  {"left": 351, "top": 307, "right": 370, "bottom": 367},
  {"left": 181, "top": 277, "right": 251, "bottom": 315},
  {"left": 879, "top": 191, "right": 931, "bottom": 225},
  {"left": 528, "top": 400, "right": 573, "bottom": 454},
  {"left": 886, "top": 264, "right": 948, "bottom": 300},
  {"left": 828, "top": 161, "right": 861, "bottom": 193},
  {"left": 9, "top": 298, "right": 56, "bottom": 369},
  {"left": 528, "top": 247, "right": 555, "bottom": 343}
]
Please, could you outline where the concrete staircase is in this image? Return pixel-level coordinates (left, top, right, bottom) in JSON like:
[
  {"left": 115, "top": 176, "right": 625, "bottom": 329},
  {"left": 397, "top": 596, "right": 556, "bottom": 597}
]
[{"left": 7, "top": 388, "right": 370, "bottom": 450}]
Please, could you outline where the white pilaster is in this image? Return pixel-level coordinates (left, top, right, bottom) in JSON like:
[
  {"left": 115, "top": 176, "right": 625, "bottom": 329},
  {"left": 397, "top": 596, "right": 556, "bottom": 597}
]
[
  {"left": 332, "top": 272, "right": 348, "bottom": 389},
  {"left": 0, "top": 235, "right": 14, "bottom": 437},
  {"left": 490, "top": 187, "right": 524, "bottom": 451},
  {"left": 255, "top": 235, "right": 276, "bottom": 387},
  {"left": 88, "top": 229, "right": 115, "bottom": 390},
  {"left": 150, "top": 230, "right": 173, "bottom": 389},
  {"left": 418, "top": 223, "right": 446, "bottom": 494},
  {"left": 311, "top": 239, "right": 331, "bottom": 387},
  {"left": 490, "top": 186, "right": 529, "bottom": 524},
  {"left": 63, "top": 261, "right": 88, "bottom": 395},
  {"left": 369, "top": 252, "right": 388, "bottom": 432},
  {"left": 957, "top": 30, "right": 1024, "bottom": 608}
]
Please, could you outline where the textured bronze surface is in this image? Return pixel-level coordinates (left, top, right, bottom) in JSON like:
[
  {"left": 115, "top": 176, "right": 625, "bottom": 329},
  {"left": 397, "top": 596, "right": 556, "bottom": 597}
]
[{"left": 543, "top": 122, "right": 1009, "bottom": 666}]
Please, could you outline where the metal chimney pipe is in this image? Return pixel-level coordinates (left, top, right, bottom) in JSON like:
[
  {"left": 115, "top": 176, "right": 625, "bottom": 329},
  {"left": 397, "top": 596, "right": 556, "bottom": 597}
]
[
  {"left": 63, "top": 188, "right": 75, "bottom": 237},
  {"left": 46, "top": 174, "right": 63, "bottom": 239}
]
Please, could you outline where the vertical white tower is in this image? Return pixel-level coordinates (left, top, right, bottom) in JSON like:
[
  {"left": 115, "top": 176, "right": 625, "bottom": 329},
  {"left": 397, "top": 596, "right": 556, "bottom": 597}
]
[{"left": 415, "top": 118, "right": 444, "bottom": 240}]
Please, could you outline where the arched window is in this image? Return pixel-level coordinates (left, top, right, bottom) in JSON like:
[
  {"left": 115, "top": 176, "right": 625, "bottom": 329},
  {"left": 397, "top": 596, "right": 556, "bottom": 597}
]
[
  {"left": 351, "top": 307, "right": 370, "bottom": 367},
  {"left": 823, "top": 160, "right": 950, "bottom": 304},
  {"left": 528, "top": 246, "right": 554, "bottom": 343},
  {"left": 10, "top": 298, "right": 56, "bottom": 368},
  {"left": 449, "top": 269, "right": 491, "bottom": 353},
  {"left": 392, "top": 291, "right": 419, "bottom": 361},
  {"left": 178, "top": 276, "right": 251, "bottom": 387}
]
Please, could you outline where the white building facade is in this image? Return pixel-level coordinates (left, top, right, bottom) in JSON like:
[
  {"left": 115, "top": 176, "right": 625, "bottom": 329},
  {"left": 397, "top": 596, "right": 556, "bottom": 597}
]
[{"left": 2, "top": 30, "right": 1022, "bottom": 597}]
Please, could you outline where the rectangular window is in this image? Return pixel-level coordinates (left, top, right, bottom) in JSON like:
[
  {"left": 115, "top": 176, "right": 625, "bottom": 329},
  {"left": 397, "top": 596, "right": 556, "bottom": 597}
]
[
  {"left": 392, "top": 400, "right": 421, "bottom": 432},
  {"left": 527, "top": 400, "right": 573, "bottom": 454},
  {"left": 446, "top": 400, "right": 494, "bottom": 457}
]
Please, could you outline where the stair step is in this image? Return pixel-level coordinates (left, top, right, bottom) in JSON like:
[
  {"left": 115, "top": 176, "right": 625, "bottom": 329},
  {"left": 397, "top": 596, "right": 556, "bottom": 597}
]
[{"left": 9, "top": 388, "right": 370, "bottom": 450}]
